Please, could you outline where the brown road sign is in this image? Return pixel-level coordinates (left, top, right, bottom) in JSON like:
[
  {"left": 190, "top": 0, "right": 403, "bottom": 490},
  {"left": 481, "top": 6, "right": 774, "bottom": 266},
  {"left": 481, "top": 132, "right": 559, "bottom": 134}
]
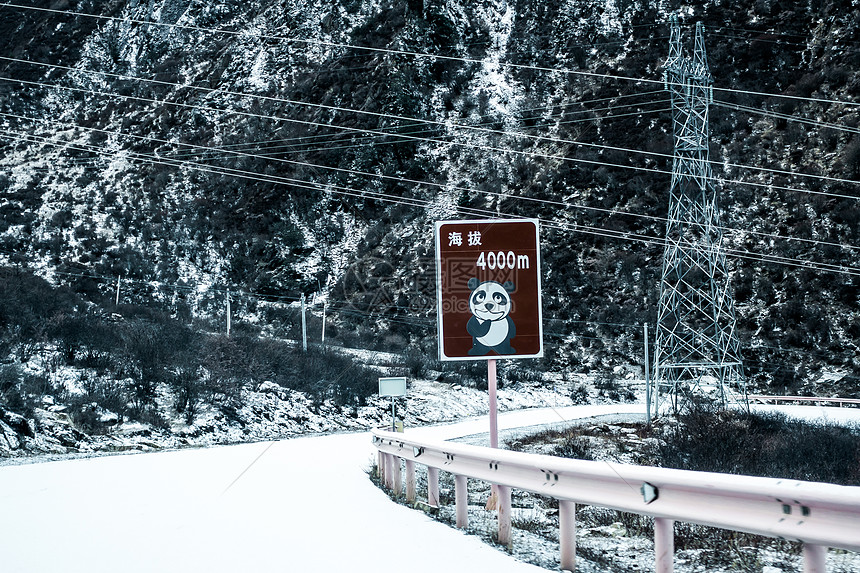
[{"left": 435, "top": 219, "right": 543, "bottom": 361}]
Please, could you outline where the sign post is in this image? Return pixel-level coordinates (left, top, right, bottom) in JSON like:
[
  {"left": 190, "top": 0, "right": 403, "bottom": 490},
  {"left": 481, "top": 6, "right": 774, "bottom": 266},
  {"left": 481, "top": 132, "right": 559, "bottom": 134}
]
[
  {"left": 435, "top": 218, "right": 542, "bottom": 434},
  {"left": 435, "top": 218, "right": 542, "bottom": 516},
  {"left": 488, "top": 358, "right": 498, "bottom": 449}
]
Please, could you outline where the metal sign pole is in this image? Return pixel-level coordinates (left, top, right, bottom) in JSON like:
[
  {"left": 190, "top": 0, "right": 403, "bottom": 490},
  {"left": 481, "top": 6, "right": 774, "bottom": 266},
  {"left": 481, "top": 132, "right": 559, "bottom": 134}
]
[
  {"left": 488, "top": 358, "right": 498, "bottom": 449},
  {"left": 486, "top": 358, "right": 500, "bottom": 510}
]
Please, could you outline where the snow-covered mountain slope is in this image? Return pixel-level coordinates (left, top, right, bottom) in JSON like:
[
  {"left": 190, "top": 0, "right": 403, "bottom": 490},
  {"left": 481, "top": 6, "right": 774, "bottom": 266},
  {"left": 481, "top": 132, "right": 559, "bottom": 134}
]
[{"left": 1, "top": 0, "right": 859, "bottom": 448}]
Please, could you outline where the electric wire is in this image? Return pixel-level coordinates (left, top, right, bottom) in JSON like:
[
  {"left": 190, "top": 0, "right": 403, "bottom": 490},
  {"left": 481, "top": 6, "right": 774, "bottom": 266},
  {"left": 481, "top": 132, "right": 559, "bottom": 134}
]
[
  {"left": 5, "top": 103, "right": 672, "bottom": 173},
  {"left": 4, "top": 258, "right": 852, "bottom": 375},
  {"left": 157, "top": 103, "right": 673, "bottom": 161},
  {"left": 710, "top": 23, "right": 860, "bottom": 52},
  {"left": 5, "top": 73, "right": 860, "bottom": 208},
  {"left": 4, "top": 124, "right": 860, "bottom": 279},
  {"left": 4, "top": 55, "right": 858, "bottom": 189},
  {"left": 21, "top": 276, "right": 853, "bottom": 378},
  {"left": 5, "top": 109, "right": 860, "bottom": 258},
  {"left": 0, "top": 99, "right": 670, "bottom": 170},
  {"left": 4, "top": 125, "right": 860, "bottom": 279},
  {"left": 0, "top": 74, "right": 678, "bottom": 182},
  {"left": 0, "top": 57, "right": 684, "bottom": 172},
  {"left": 1, "top": 13, "right": 860, "bottom": 268},
  {"left": 4, "top": 2, "right": 860, "bottom": 109},
  {"left": 7, "top": 264, "right": 846, "bottom": 375},
  {"left": 713, "top": 99, "right": 860, "bottom": 135},
  {"left": 0, "top": 3, "right": 674, "bottom": 87},
  {"left": 24, "top": 265, "right": 845, "bottom": 360},
  {"left": 1, "top": 9, "right": 855, "bottom": 376}
]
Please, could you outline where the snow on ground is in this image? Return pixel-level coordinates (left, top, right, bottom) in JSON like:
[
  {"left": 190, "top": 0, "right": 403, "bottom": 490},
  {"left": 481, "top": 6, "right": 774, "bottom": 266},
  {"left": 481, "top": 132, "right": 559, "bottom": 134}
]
[
  {"left": 0, "top": 426, "right": 541, "bottom": 572},
  {"left": 0, "top": 405, "right": 639, "bottom": 573},
  {"left": 751, "top": 403, "right": 860, "bottom": 427},
  {"left": 0, "top": 404, "right": 642, "bottom": 573},
  {"left": 2, "top": 403, "right": 859, "bottom": 573},
  {"left": 0, "top": 356, "right": 589, "bottom": 460}
]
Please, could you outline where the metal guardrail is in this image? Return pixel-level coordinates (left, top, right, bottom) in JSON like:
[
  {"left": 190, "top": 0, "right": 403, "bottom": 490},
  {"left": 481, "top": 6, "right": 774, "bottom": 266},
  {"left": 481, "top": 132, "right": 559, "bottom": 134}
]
[
  {"left": 372, "top": 427, "right": 860, "bottom": 573},
  {"left": 748, "top": 394, "right": 860, "bottom": 407}
]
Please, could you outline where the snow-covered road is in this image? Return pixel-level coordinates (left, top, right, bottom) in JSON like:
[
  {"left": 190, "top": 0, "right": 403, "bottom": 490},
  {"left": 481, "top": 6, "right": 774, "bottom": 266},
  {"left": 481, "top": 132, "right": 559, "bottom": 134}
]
[
  {"left": 0, "top": 405, "right": 638, "bottom": 573},
  {"left": 1, "top": 403, "right": 857, "bottom": 573},
  {"left": 2, "top": 430, "right": 540, "bottom": 573}
]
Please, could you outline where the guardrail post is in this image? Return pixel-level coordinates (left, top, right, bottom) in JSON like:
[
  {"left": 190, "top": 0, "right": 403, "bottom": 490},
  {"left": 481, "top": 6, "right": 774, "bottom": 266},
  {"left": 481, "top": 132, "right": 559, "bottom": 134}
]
[
  {"left": 383, "top": 453, "right": 392, "bottom": 489},
  {"left": 391, "top": 455, "right": 402, "bottom": 496},
  {"left": 654, "top": 517, "right": 674, "bottom": 573},
  {"left": 378, "top": 450, "right": 386, "bottom": 483},
  {"left": 427, "top": 466, "right": 440, "bottom": 507},
  {"left": 385, "top": 454, "right": 394, "bottom": 490},
  {"left": 405, "top": 459, "right": 416, "bottom": 503},
  {"left": 384, "top": 454, "right": 393, "bottom": 489},
  {"left": 559, "top": 500, "right": 576, "bottom": 572},
  {"left": 455, "top": 474, "right": 468, "bottom": 528},
  {"left": 803, "top": 543, "right": 826, "bottom": 573},
  {"left": 497, "top": 484, "right": 511, "bottom": 545}
]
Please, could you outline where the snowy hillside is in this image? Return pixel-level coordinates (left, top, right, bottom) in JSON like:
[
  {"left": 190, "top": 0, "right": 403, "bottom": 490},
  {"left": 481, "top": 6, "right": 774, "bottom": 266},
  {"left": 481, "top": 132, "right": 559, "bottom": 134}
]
[
  {"left": 1, "top": 0, "right": 860, "bottom": 455},
  {"left": 1, "top": 339, "right": 601, "bottom": 459}
]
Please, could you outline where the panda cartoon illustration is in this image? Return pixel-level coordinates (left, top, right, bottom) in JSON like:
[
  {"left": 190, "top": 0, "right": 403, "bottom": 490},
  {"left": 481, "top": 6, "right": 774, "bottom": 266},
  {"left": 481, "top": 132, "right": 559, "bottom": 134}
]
[{"left": 466, "top": 278, "right": 516, "bottom": 355}]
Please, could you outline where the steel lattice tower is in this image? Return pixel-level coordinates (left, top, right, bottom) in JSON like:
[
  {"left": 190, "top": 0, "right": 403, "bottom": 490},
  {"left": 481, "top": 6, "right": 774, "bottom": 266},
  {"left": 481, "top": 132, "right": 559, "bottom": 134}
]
[{"left": 653, "top": 17, "right": 746, "bottom": 413}]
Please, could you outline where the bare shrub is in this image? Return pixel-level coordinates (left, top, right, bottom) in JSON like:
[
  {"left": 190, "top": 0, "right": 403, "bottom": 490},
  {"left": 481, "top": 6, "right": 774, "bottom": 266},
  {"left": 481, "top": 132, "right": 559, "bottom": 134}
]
[
  {"left": 570, "top": 383, "right": 589, "bottom": 404},
  {"left": 653, "top": 407, "right": 860, "bottom": 485},
  {"left": 169, "top": 367, "right": 202, "bottom": 424}
]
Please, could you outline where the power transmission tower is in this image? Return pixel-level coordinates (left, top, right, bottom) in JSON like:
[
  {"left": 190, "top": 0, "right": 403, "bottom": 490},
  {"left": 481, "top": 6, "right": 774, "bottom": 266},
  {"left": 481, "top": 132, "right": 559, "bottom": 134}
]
[{"left": 653, "top": 16, "right": 747, "bottom": 414}]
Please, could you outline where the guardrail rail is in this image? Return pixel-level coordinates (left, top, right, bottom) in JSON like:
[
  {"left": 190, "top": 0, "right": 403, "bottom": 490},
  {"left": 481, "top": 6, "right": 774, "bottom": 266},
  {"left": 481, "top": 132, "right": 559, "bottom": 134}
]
[
  {"left": 372, "top": 428, "right": 860, "bottom": 573},
  {"left": 748, "top": 395, "right": 860, "bottom": 408}
]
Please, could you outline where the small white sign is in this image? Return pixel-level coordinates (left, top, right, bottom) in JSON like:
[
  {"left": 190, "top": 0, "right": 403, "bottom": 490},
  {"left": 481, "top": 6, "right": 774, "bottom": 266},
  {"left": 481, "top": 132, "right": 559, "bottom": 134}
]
[{"left": 378, "top": 377, "right": 407, "bottom": 397}]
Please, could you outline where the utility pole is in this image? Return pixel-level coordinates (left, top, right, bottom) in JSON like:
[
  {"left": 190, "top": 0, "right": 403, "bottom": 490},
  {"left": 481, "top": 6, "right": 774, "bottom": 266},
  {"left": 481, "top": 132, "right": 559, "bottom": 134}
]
[
  {"left": 653, "top": 16, "right": 746, "bottom": 413},
  {"left": 644, "top": 323, "right": 651, "bottom": 425},
  {"left": 226, "top": 289, "right": 231, "bottom": 336},
  {"left": 301, "top": 293, "right": 307, "bottom": 352},
  {"left": 115, "top": 275, "right": 121, "bottom": 306},
  {"left": 321, "top": 300, "right": 327, "bottom": 345}
]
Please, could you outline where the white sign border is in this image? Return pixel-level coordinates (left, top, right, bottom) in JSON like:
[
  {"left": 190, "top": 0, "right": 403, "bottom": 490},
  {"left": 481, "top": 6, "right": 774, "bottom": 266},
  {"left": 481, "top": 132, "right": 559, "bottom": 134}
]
[
  {"left": 435, "top": 218, "right": 543, "bottom": 362},
  {"left": 378, "top": 376, "right": 408, "bottom": 397}
]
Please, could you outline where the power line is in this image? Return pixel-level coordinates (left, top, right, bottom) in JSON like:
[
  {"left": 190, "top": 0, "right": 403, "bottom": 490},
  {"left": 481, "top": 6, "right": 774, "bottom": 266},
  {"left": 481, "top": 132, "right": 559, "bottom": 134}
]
[
  {"left": 3, "top": 262, "right": 849, "bottom": 371},
  {"left": 14, "top": 262, "right": 857, "bottom": 365},
  {"left": 7, "top": 103, "right": 672, "bottom": 171},
  {"left": 713, "top": 99, "right": 860, "bottom": 136},
  {"left": 1, "top": 100, "right": 669, "bottom": 171},
  {"left": 4, "top": 73, "right": 860, "bottom": 206},
  {"left": 2, "top": 123, "right": 855, "bottom": 276},
  {"left": 0, "top": 74, "right": 670, "bottom": 178},
  {"left": 4, "top": 125, "right": 860, "bottom": 278},
  {"left": 0, "top": 57, "right": 683, "bottom": 171},
  {"left": 710, "top": 23, "right": 860, "bottom": 52},
  {"left": 3, "top": 55, "right": 859, "bottom": 191},
  {"left": 7, "top": 109, "right": 860, "bottom": 257},
  {"left": 0, "top": 3, "right": 669, "bottom": 86},
  {"left": 1, "top": 110, "right": 665, "bottom": 217},
  {"left": 4, "top": 2, "right": 860, "bottom": 109},
  {"left": 157, "top": 103, "right": 673, "bottom": 160}
]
